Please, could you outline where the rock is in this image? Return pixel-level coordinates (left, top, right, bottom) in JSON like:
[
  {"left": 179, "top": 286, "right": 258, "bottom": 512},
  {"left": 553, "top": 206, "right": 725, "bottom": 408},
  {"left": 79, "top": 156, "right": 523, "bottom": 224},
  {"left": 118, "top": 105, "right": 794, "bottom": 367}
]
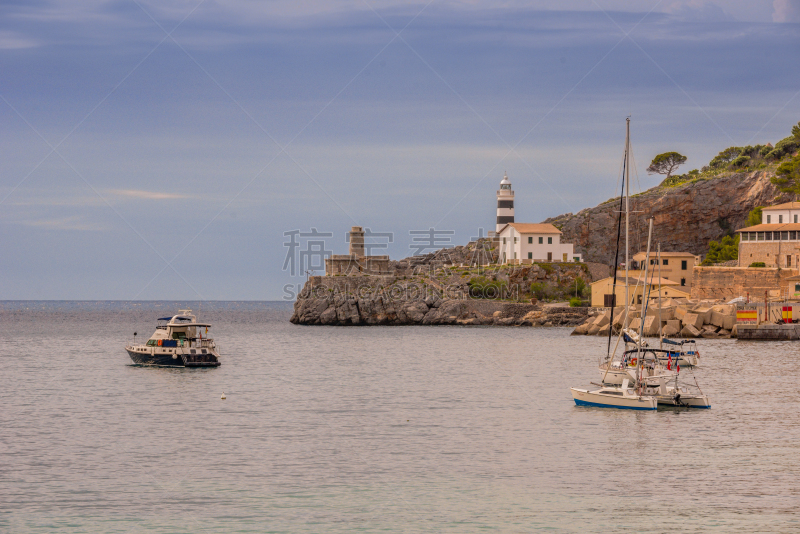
[
  {"left": 680, "top": 324, "right": 701, "bottom": 338},
  {"left": 666, "top": 319, "right": 682, "bottom": 332},
  {"left": 598, "top": 324, "right": 611, "bottom": 336},
  {"left": 319, "top": 305, "right": 338, "bottom": 325},
  {"left": 674, "top": 306, "right": 688, "bottom": 321},
  {"left": 587, "top": 323, "right": 601, "bottom": 335},
  {"left": 695, "top": 307, "right": 713, "bottom": 325},
  {"left": 682, "top": 313, "right": 704, "bottom": 330},
  {"left": 572, "top": 322, "right": 589, "bottom": 335},
  {"left": 642, "top": 315, "right": 660, "bottom": 336},
  {"left": 710, "top": 310, "right": 734, "bottom": 330},
  {"left": 543, "top": 170, "right": 788, "bottom": 265},
  {"left": 662, "top": 323, "right": 680, "bottom": 337},
  {"left": 629, "top": 318, "right": 642, "bottom": 331},
  {"left": 592, "top": 311, "right": 610, "bottom": 328},
  {"left": 497, "top": 317, "right": 516, "bottom": 326}
]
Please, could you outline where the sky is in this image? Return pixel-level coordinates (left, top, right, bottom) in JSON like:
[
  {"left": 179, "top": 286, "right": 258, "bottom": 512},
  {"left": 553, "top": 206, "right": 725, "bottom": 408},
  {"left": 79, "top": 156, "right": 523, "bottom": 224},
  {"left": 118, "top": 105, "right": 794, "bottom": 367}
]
[{"left": 1, "top": 0, "right": 799, "bottom": 300}]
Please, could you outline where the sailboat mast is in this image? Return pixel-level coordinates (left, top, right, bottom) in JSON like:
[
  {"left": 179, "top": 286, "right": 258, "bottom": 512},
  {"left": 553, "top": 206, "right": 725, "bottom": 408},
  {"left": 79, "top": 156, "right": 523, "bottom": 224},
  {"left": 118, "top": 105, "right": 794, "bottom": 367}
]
[
  {"left": 658, "top": 243, "right": 663, "bottom": 350},
  {"left": 625, "top": 118, "right": 630, "bottom": 312}
]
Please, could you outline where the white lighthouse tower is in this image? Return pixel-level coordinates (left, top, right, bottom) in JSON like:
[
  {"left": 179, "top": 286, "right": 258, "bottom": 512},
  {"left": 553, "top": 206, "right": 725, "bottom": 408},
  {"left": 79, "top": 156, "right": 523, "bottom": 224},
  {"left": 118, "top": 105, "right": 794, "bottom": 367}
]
[{"left": 496, "top": 172, "right": 515, "bottom": 233}]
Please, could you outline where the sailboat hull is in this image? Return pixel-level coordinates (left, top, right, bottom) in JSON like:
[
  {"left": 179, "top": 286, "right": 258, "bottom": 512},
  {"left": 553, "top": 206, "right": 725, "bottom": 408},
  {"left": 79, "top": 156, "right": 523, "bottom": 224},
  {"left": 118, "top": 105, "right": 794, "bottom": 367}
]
[{"left": 571, "top": 388, "right": 657, "bottom": 410}]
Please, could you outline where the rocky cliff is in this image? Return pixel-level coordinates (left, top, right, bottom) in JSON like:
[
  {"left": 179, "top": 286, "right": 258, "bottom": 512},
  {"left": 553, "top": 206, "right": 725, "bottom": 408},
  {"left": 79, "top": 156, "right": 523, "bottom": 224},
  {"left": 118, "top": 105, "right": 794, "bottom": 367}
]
[
  {"left": 544, "top": 170, "right": 788, "bottom": 265},
  {"left": 291, "top": 262, "right": 593, "bottom": 326}
]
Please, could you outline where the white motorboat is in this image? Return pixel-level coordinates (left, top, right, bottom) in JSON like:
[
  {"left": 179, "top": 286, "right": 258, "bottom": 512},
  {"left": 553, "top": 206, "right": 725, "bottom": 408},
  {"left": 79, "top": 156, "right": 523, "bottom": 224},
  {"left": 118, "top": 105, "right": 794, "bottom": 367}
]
[
  {"left": 125, "top": 309, "right": 221, "bottom": 367},
  {"left": 571, "top": 379, "right": 657, "bottom": 411},
  {"left": 640, "top": 375, "right": 711, "bottom": 408}
]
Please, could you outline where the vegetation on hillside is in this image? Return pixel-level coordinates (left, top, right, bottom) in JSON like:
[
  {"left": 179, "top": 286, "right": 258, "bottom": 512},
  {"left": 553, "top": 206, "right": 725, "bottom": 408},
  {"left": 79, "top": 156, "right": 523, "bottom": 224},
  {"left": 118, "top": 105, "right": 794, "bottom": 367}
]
[
  {"left": 770, "top": 121, "right": 800, "bottom": 194},
  {"left": 658, "top": 120, "right": 800, "bottom": 189}
]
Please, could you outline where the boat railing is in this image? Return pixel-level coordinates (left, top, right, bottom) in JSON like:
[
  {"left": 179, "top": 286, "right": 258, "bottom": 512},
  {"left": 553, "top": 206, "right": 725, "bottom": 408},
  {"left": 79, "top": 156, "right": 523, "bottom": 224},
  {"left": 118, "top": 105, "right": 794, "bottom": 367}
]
[{"left": 197, "top": 338, "right": 214, "bottom": 348}]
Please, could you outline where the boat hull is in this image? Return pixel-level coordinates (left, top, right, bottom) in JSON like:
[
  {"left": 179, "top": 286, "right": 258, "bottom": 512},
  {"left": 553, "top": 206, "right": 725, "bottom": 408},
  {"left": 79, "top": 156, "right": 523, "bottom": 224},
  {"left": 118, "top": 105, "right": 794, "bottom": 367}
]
[
  {"left": 126, "top": 349, "right": 220, "bottom": 367},
  {"left": 571, "top": 388, "right": 657, "bottom": 410}
]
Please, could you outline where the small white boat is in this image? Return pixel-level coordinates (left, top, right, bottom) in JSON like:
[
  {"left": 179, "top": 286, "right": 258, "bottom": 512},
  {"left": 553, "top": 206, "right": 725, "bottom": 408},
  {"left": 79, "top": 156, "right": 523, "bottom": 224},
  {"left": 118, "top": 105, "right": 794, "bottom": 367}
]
[
  {"left": 639, "top": 376, "right": 711, "bottom": 408},
  {"left": 571, "top": 379, "right": 657, "bottom": 410},
  {"left": 125, "top": 309, "right": 221, "bottom": 367}
]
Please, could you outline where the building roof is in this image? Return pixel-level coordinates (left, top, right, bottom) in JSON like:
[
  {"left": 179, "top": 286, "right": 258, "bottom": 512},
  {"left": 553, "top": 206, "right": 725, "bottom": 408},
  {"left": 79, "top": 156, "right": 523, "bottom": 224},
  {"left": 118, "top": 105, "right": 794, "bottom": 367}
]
[
  {"left": 763, "top": 202, "right": 800, "bottom": 211},
  {"left": 632, "top": 251, "right": 698, "bottom": 259},
  {"left": 591, "top": 274, "right": 680, "bottom": 287},
  {"left": 498, "top": 223, "right": 562, "bottom": 235},
  {"left": 735, "top": 223, "right": 800, "bottom": 232}
]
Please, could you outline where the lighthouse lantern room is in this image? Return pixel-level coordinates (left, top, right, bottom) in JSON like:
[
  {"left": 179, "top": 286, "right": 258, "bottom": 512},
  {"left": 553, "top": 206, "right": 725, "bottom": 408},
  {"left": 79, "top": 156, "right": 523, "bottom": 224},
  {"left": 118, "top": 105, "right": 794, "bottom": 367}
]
[{"left": 496, "top": 172, "right": 515, "bottom": 233}]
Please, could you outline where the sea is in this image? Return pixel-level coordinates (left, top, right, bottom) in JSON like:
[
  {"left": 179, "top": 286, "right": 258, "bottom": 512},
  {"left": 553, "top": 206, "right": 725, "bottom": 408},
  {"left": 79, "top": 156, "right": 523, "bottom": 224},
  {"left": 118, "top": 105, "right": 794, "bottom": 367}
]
[{"left": 2, "top": 300, "right": 799, "bottom": 533}]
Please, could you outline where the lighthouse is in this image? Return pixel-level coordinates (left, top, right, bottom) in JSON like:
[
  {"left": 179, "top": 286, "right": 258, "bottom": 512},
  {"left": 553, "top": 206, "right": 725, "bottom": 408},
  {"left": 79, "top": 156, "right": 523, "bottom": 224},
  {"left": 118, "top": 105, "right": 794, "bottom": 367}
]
[{"left": 496, "top": 172, "right": 515, "bottom": 233}]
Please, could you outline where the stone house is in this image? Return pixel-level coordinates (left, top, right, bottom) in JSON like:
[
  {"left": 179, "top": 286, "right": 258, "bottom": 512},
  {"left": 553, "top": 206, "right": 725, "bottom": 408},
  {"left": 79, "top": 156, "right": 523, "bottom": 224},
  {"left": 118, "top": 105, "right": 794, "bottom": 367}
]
[
  {"left": 590, "top": 274, "right": 690, "bottom": 308},
  {"left": 630, "top": 251, "right": 701, "bottom": 290},
  {"left": 736, "top": 201, "right": 800, "bottom": 268},
  {"left": 496, "top": 223, "right": 582, "bottom": 264}
]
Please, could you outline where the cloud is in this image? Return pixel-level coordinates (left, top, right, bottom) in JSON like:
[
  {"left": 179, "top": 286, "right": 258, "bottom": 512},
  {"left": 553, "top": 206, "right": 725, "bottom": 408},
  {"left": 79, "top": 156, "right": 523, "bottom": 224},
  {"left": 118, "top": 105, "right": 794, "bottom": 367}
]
[
  {"left": 665, "top": 0, "right": 732, "bottom": 21},
  {"left": 18, "top": 215, "right": 104, "bottom": 231},
  {"left": 773, "top": 0, "right": 800, "bottom": 21},
  {"left": 0, "top": 30, "right": 40, "bottom": 49},
  {"left": 109, "top": 189, "right": 190, "bottom": 200}
]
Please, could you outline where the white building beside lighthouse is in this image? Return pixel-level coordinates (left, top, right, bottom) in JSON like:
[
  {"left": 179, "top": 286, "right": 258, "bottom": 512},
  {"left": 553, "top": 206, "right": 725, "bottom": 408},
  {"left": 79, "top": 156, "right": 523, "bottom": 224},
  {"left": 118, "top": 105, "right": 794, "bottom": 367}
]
[{"left": 496, "top": 172, "right": 515, "bottom": 233}]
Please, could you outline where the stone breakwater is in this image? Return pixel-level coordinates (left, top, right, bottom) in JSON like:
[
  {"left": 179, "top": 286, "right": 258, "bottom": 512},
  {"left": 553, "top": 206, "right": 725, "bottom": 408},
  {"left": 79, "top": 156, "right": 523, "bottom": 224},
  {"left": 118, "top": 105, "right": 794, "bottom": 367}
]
[
  {"left": 290, "top": 275, "right": 589, "bottom": 326},
  {"left": 571, "top": 299, "right": 738, "bottom": 338}
]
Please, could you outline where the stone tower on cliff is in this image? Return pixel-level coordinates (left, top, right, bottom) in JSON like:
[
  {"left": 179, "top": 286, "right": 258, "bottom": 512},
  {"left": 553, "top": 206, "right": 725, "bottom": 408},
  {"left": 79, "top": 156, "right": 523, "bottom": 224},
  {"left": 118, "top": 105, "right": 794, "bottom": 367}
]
[{"left": 496, "top": 172, "right": 515, "bottom": 233}]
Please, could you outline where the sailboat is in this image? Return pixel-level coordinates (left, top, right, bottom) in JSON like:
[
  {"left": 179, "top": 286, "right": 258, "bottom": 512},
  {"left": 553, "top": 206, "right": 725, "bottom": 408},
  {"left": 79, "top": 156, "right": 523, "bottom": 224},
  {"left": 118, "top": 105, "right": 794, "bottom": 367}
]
[{"left": 570, "top": 118, "right": 658, "bottom": 410}]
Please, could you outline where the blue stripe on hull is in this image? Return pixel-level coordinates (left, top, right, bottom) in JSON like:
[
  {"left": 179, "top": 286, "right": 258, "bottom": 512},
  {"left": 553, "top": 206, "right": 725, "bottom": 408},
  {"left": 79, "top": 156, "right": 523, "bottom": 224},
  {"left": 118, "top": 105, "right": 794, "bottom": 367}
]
[
  {"left": 127, "top": 349, "right": 185, "bottom": 367},
  {"left": 574, "top": 399, "right": 657, "bottom": 411}
]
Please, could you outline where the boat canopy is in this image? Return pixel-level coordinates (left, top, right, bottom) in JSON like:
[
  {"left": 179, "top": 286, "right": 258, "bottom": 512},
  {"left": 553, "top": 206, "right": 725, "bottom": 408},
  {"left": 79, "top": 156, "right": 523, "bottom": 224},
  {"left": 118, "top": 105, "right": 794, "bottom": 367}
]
[{"left": 167, "top": 323, "right": 211, "bottom": 327}]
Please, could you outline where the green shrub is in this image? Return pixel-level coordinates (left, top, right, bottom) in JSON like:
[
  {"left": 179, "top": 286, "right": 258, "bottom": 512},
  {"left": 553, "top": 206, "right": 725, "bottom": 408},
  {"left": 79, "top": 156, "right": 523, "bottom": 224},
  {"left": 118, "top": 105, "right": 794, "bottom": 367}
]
[
  {"left": 749, "top": 262, "right": 766, "bottom": 268},
  {"left": 701, "top": 234, "right": 739, "bottom": 265},
  {"left": 468, "top": 276, "right": 508, "bottom": 299},
  {"left": 746, "top": 206, "right": 763, "bottom": 227},
  {"left": 569, "top": 297, "right": 583, "bottom": 307},
  {"left": 710, "top": 146, "right": 742, "bottom": 168},
  {"left": 730, "top": 155, "right": 750, "bottom": 167},
  {"left": 539, "top": 263, "right": 554, "bottom": 274},
  {"left": 760, "top": 145, "right": 773, "bottom": 157},
  {"left": 530, "top": 281, "right": 557, "bottom": 301}
]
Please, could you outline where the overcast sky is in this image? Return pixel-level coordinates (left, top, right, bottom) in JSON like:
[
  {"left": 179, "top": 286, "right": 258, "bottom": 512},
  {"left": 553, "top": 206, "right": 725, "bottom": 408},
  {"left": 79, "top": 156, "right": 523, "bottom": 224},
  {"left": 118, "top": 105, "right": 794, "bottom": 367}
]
[{"left": 1, "top": 0, "right": 799, "bottom": 300}]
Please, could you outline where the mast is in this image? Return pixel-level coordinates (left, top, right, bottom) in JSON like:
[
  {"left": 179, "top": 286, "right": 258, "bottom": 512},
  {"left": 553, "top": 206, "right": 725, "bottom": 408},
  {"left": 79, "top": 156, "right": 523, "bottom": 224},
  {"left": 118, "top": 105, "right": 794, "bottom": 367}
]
[
  {"left": 637, "top": 217, "right": 654, "bottom": 391},
  {"left": 625, "top": 118, "right": 630, "bottom": 315},
  {"left": 658, "top": 243, "right": 663, "bottom": 350}
]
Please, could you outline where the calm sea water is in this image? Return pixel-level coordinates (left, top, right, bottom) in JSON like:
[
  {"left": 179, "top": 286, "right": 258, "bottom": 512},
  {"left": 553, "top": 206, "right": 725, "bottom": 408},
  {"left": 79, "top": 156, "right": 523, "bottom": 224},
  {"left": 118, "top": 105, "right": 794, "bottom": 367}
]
[{"left": 2, "top": 300, "right": 799, "bottom": 533}]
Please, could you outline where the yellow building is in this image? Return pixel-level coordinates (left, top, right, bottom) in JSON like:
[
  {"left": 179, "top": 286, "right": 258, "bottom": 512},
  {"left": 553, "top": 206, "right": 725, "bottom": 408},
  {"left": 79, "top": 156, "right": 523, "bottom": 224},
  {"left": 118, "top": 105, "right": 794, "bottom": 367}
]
[
  {"left": 631, "top": 251, "right": 701, "bottom": 290},
  {"left": 590, "top": 273, "right": 690, "bottom": 307}
]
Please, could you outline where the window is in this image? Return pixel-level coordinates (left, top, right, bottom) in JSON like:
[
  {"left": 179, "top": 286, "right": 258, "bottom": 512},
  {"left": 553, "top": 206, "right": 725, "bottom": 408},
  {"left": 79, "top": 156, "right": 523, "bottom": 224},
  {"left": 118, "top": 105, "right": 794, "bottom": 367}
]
[
  {"left": 757, "top": 232, "right": 765, "bottom": 241},
  {"left": 750, "top": 232, "right": 757, "bottom": 241},
  {"left": 663, "top": 259, "right": 669, "bottom": 265},
  {"left": 514, "top": 252, "right": 517, "bottom": 259},
  {"left": 538, "top": 237, "right": 543, "bottom": 244},
  {"left": 528, "top": 252, "right": 532, "bottom": 259},
  {"left": 767, "top": 214, "right": 771, "bottom": 223},
  {"left": 547, "top": 237, "right": 552, "bottom": 244},
  {"left": 681, "top": 260, "right": 687, "bottom": 270},
  {"left": 782, "top": 231, "right": 789, "bottom": 240},
  {"left": 779, "top": 215, "right": 783, "bottom": 223},
  {"left": 792, "top": 231, "right": 797, "bottom": 240},
  {"left": 563, "top": 253, "right": 568, "bottom": 262},
  {"left": 574, "top": 257, "right": 579, "bottom": 262},
  {"left": 528, "top": 236, "right": 532, "bottom": 244},
  {"left": 795, "top": 215, "right": 798, "bottom": 223},
  {"left": 503, "top": 238, "right": 506, "bottom": 244},
  {"left": 796, "top": 283, "right": 800, "bottom": 292},
  {"left": 788, "top": 255, "right": 792, "bottom": 267},
  {"left": 742, "top": 233, "right": 749, "bottom": 241},
  {"left": 514, "top": 237, "right": 518, "bottom": 243},
  {"left": 681, "top": 278, "right": 686, "bottom": 286},
  {"left": 766, "top": 232, "right": 772, "bottom": 241}
]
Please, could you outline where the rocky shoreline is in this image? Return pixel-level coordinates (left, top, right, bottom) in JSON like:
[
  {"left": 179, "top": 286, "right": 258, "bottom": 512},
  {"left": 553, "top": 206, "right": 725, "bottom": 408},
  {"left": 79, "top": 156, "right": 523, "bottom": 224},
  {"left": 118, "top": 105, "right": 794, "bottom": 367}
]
[{"left": 290, "top": 275, "right": 590, "bottom": 327}]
